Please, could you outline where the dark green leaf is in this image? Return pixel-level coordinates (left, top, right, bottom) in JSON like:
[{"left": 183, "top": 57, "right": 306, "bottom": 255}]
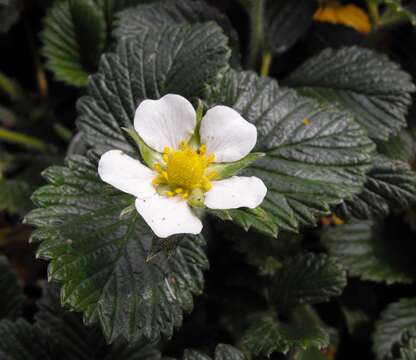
[
  {"left": 77, "top": 22, "right": 230, "bottom": 155},
  {"left": 242, "top": 308, "right": 329, "bottom": 357},
  {"left": 0, "top": 178, "right": 32, "bottom": 216},
  {"left": 172, "top": 344, "right": 246, "bottom": 360},
  {"left": 0, "top": 319, "right": 51, "bottom": 360},
  {"left": 336, "top": 155, "right": 416, "bottom": 220},
  {"left": 36, "top": 285, "right": 161, "bottom": 360},
  {"left": 375, "top": 130, "right": 416, "bottom": 163},
  {"left": 25, "top": 155, "right": 209, "bottom": 343},
  {"left": 0, "top": 0, "right": 19, "bottom": 33},
  {"left": 376, "top": 0, "right": 416, "bottom": 26},
  {"left": 373, "top": 298, "right": 416, "bottom": 359},
  {"left": 207, "top": 70, "right": 374, "bottom": 233},
  {"left": 322, "top": 220, "right": 416, "bottom": 284},
  {"left": 286, "top": 47, "right": 416, "bottom": 140},
  {"left": 264, "top": 0, "right": 317, "bottom": 54},
  {"left": 0, "top": 256, "right": 24, "bottom": 320},
  {"left": 270, "top": 253, "right": 346, "bottom": 311},
  {"left": 209, "top": 207, "right": 278, "bottom": 238},
  {"left": 389, "top": 328, "right": 416, "bottom": 360},
  {"left": 42, "top": 0, "right": 106, "bottom": 86},
  {"left": 114, "top": 0, "right": 240, "bottom": 67}
]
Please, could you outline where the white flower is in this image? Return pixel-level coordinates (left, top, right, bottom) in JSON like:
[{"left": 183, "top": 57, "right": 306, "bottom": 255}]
[{"left": 98, "top": 94, "right": 267, "bottom": 238}]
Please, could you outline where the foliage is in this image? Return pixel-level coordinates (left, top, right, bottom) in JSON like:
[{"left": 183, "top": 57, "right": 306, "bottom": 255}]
[{"left": 1, "top": 0, "right": 416, "bottom": 359}]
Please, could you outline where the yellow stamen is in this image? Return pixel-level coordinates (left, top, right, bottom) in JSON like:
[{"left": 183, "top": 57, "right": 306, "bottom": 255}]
[{"left": 152, "top": 140, "right": 216, "bottom": 201}]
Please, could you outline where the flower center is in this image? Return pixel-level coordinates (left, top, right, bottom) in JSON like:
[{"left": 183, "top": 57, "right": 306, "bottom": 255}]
[{"left": 152, "top": 140, "right": 217, "bottom": 200}]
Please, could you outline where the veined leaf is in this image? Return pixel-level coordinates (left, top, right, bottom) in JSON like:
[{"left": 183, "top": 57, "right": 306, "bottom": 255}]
[
  {"left": 0, "top": 319, "right": 51, "bottom": 360},
  {"left": 388, "top": 328, "right": 416, "bottom": 360},
  {"left": 77, "top": 22, "right": 230, "bottom": 155},
  {"left": 41, "top": 0, "right": 151, "bottom": 86},
  {"left": 207, "top": 70, "right": 374, "bottom": 233},
  {"left": 209, "top": 207, "right": 278, "bottom": 238},
  {"left": 114, "top": 0, "right": 240, "bottom": 67},
  {"left": 373, "top": 298, "right": 416, "bottom": 359},
  {"left": 336, "top": 155, "right": 416, "bottom": 220},
  {"left": 241, "top": 307, "right": 329, "bottom": 357},
  {"left": 263, "top": 0, "right": 317, "bottom": 54},
  {"left": 0, "top": 256, "right": 24, "bottom": 320},
  {"left": 375, "top": 129, "right": 416, "bottom": 163},
  {"left": 322, "top": 220, "right": 416, "bottom": 284},
  {"left": 25, "top": 155, "right": 209, "bottom": 343},
  {"left": 176, "top": 344, "right": 246, "bottom": 360},
  {"left": 42, "top": 0, "right": 106, "bottom": 86},
  {"left": 286, "top": 47, "right": 416, "bottom": 140},
  {"left": 270, "top": 253, "right": 346, "bottom": 311},
  {"left": 36, "top": 285, "right": 162, "bottom": 360}
]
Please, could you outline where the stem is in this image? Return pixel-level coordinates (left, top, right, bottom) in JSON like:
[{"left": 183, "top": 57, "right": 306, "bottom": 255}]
[
  {"left": 0, "top": 72, "right": 19, "bottom": 100},
  {"left": 260, "top": 51, "right": 272, "bottom": 77},
  {"left": 247, "top": 0, "right": 265, "bottom": 70},
  {"left": 0, "top": 127, "right": 56, "bottom": 153},
  {"left": 24, "top": 18, "right": 48, "bottom": 98},
  {"left": 367, "top": 0, "right": 380, "bottom": 28}
]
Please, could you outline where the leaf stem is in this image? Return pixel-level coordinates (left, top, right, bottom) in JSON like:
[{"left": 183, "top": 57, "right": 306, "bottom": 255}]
[
  {"left": 247, "top": 0, "right": 265, "bottom": 70},
  {"left": 260, "top": 51, "right": 272, "bottom": 77},
  {"left": 0, "top": 127, "right": 56, "bottom": 153},
  {"left": 0, "top": 72, "right": 19, "bottom": 100},
  {"left": 367, "top": 0, "right": 380, "bottom": 28}
]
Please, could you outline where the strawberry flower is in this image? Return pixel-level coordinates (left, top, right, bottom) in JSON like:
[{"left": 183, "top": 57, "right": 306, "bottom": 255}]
[{"left": 98, "top": 94, "right": 267, "bottom": 238}]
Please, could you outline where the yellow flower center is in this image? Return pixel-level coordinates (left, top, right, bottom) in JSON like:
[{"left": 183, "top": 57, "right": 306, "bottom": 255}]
[{"left": 152, "top": 140, "right": 217, "bottom": 200}]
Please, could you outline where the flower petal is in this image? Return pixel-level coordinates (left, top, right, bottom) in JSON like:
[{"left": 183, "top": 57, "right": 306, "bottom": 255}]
[
  {"left": 98, "top": 150, "right": 155, "bottom": 198},
  {"left": 134, "top": 94, "right": 196, "bottom": 152},
  {"left": 135, "top": 196, "right": 202, "bottom": 238},
  {"left": 200, "top": 105, "right": 257, "bottom": 162},
  {"left": 204, "top": 176, "right": 267, "bottom": 209}
]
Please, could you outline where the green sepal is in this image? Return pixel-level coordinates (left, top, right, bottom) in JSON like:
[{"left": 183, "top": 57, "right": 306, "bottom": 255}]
[
  {"left": 122, "top": 127, "right": 162, "bottom": 167},
  {"left": 208, "top": 152, "right": 265, "bottom": 179}
]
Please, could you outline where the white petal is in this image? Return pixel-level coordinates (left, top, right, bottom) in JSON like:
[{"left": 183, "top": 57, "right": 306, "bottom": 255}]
[
  {"left": 135, "top": 196, "right": 202, "bottom": 238},
  {"left": 98, "top": 150, "right": 155, "bottom": 198},
  {"left": 204, "top": 176, "right": 267, "bottom": 210},
  {"left": 134, "top": 94, "right": 196, "bottom": 152},
  {"left": 200, "top": 105, "right": 257, "bottom": 162}
]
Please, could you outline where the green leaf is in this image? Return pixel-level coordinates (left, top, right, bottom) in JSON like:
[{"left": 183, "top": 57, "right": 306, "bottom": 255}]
[
  {"left": 242, "top": 308, "right": 329, "bottom": 357},
  {"left": 206, "top": 70, "right": 374, "bottom": 233},
  {"left": 178, "top": 344, "right": 246, "bottom": 360},
  {"left": 0, "top": 0, "right": 19, "bottom": 33},
  {"left": 263, "top": 0, "right": 317, "bottom": 54},
  {"left": 36, "top": 285, "right": 162, "bottom": 360},
  {"left": 77, "top": 22, "right": 230, "bottom": 155},
  {"left": 114, "top": 0, "right": 240, "bottom": 67},
  {"left": 286, "top": 47, "right": 416, "bottom": 140},
  {"left": 373, "top": 298, "right": 416, "bottom": 360},
  {"left": 209, "top": 206, "right": 278, "bottom": 238},
  {"left": 389, "top": 328, "right": 416, "bottom": 360},
  {"left": 0, "top": 178, "right": 32, "bottom": 216},
  {"left": 270, "top": 253, "right": 346, "bottom": 311},
  {"left": 0, "top": 319, "right": 51, "bottom": 360},
  {"left": 375, "top": 129, "right": 416, "bottom": 163},
  {"left": 377, "top": 0, "right": 416, "bottom": 26},
  {"left": 322, "top": 220, "right": 416, "bottom": 284},
  {"left": 42, "top": 0, "right": 106, "bottom": 86},
  {"left": 0, "top": 256, "right": 24, "bottom": 320},
  {"left": 25, "top": 155, "right": 209, "bottom": 344},
  {"left": 207, "top": 153, "right": 265, "bottom": 180},
  {"left": 336, "top": 155, "right": 416, "bottom": 220}
]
